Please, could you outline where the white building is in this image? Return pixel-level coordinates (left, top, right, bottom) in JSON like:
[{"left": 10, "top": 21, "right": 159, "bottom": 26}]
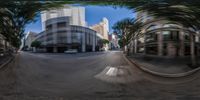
[
  {"left": 34, "top": 5, "right": 104, "bottom": 53},
  {"left": 41, "top": 5, "right": 86, "bottom": 31}
]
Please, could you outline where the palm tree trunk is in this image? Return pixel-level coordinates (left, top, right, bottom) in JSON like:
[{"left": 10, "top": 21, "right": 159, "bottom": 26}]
[
  {"left": 190, "top": 34, "right": 196, "bottom": 66},
  {"left": 123, "top": 37, "right": 126, "bottom": 53}
]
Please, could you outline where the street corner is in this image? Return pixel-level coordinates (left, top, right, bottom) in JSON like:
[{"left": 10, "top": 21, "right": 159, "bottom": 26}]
[{"left": 94, "top": 65, "right": 141, "bottom": 84}]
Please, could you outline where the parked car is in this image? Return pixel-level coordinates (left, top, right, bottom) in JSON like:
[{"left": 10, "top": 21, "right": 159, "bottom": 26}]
[
  {"left": 64, "top": 49, "right": 78, "bottom": 54},
  {"left": 0, "top": 49, "right": 4, "bottom": 56},
  {"left": 100, "top": 48, "right": 105, "bottom": 51}
]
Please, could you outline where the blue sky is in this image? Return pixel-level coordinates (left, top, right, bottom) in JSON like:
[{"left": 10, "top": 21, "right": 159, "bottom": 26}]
[{"left": 25, "top": 5, "right": 135, "bottom": 33}]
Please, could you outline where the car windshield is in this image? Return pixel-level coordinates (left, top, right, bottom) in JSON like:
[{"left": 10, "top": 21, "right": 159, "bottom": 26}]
[{"left": 0, "top": 1, "right": 200, "bottom": 100}]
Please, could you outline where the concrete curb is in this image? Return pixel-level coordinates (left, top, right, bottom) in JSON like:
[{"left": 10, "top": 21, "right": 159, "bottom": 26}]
[
  {"left": 0, "top": 56, "right": 14, "bottom": 69},
  {"left": 122, "top": 54, "right": 200, "bottom": 78}
]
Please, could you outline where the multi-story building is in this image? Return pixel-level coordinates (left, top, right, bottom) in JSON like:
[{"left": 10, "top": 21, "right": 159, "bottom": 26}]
[
  {"left": 129, "top": 12, "right": 200, "bottom": 57},
  {"left": 41, "top": 5, "right": 86, "bottom": 31},
  {"left": 90, "top": 18, "right": 109, "bottom": 50},
  {"left": 0, "top": 34, "right": 13, "bottom": 54},
  {"left": 90, "top": 18, "right": 109, "bottom": 40},
  {"left": 34, "top": 5, "right": 104, "bottom": 53}
]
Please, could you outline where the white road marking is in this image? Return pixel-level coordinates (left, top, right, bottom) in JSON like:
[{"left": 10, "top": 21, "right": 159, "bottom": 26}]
[{"left": 106, "top": 67, "right": 118, "bottom": 76}]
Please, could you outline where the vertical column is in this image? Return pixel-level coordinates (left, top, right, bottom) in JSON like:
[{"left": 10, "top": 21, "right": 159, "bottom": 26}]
[
  {"left": 53, "top": 23, "right": 58, "bottom": 53},
  {"left": 67, "top": 26, "right": 72, "bottom": 45},
  {"left": 3, "top": 40, "right": 6, "bottom": 50},
  {"left": 44, "top": 31, "right": 47, "bottom": 52},
  {"left": 134, "top": 39, "right": 137, "bottom": 54},
  {"left": 158, "top": 31, "right": 163, "bottom": 56},
  {"left": 179, "top": 31, "right": 185, "bottom": 56},
  {"left": 82, "top": 33, "right": 86, "bottom": 52},
  {"left": 92, "top": 34, "right": 96, "bottom": 52}
]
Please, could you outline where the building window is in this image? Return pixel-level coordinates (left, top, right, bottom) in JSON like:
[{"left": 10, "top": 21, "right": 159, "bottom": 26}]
[
  {"left": 146, "top": 45, "right": 158, "bottom": 55},
  {"left": 46, "top": 25, "right": 52, "bottom": 30},
  {"left": 185, "top": 32, "right": 190, "bottom": 41},
  {"left": 57, "top": 30, "right": 67, "bottom": 33},
  {"left": 72, "top": 33, "right": 81, "bottom": 43},
  {"left": 163, "top": 31, "right": 170, "bottom": 40},
  {"left": 184, "top": 43, "right": 190, "bottom": 55},
  {"left": 163, "top": 43, "right": 167, "bottom": 56},
  {"left": 163, "top": 31, "right": 179, "bottom": 41},
  {"left": 57, "top": 22, "right": 66, "bottom": 28}
]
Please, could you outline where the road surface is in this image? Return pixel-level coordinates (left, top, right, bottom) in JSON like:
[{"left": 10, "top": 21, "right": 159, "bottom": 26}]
[{"left": 0, "top": 51, "right": 200, "bottom": 100}]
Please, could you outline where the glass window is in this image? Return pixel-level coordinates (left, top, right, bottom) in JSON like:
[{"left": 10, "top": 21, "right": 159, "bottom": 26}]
[
  {"left": 57, "top": 22, "right": 66, "bottom": 28},
  {"left": 146, "top": 45, "right": 158, "bottom": 55},
  {"left": 72, "top": 33, "right": 81, "bottom": 43},
  {"left": 146, "top": 32, "right": 157, "bottom": 43},
  {"left": 163, "top": 31, "right": 179, "bottom": 41},
  {"left": 46, "top": 25, "right": 52, "bottom": 30},
  {"left": 185, "top": 32, "right": 190, "bottom": 41}
]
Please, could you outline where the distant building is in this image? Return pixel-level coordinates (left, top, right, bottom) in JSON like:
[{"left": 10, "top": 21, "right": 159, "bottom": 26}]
[
  {"left": 90, "top": 18, "right": 109, "bottom": 50},
  {"left": 34, "top": 5, "right": 103, "bottom": 53},
  {"left": 24, "top": 31, "right": 37, "bottom": 50},
  {"left": 90, "top": 18, "right": 109, "bottom": 40},
  {"left": 109, "top": 33, "right": 120, "bottom": 50}
]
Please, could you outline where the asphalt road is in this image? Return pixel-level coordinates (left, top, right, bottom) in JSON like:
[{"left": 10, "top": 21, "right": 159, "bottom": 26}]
[{"left": 0, "top": 51, "right": 200, "bottom": 100}]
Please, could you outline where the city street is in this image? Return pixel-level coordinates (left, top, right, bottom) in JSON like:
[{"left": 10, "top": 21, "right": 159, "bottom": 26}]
[{"left": 0, "top": 51, "right": 200, "bottom": 100}]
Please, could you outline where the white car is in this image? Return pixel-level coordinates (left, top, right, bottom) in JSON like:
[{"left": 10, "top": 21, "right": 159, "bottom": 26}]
[{"left": 64, "top": 49, "right": 78, "bottom": 54}]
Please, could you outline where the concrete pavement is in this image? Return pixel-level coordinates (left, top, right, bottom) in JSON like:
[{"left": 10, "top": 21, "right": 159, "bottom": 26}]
[
  {"left": 0, "top": 51, "right": 200, "bottom": 100},
  {"left": 126, "top": 54, "right": 200, "bottom": 77}
]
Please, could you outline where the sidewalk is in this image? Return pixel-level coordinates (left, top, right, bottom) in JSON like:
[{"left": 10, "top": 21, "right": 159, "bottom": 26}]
[
  {"left": 0, "top": 55, "right": 13, "bottom": 68},
  {"left": 127, "top": 54, "right": 200, "bottom": 74}
]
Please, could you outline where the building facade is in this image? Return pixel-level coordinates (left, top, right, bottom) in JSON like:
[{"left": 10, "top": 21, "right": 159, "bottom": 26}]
[
  {"left": 24, "top": 31, "right": 37, "bottom": 51},
  {"left": 109, "top": 33, "right": 120, "bottom": 50},
  {"left": 41, "top": 5, "right": 86, "bottom": 30},
  {"left": 90, "top": 18, "right": 109, "bottom": 50},
  {"left": 34, "top": 5, "right": 103, "bottom": 53},
  {"left": 90, "top": 18, "right": 109, "bottom": 40},
  {"left": 0, "top": 34, "right": 10, "bottom": 50},
  {"left": 129, "top": 12, "right": 200, "bottom": 57}
]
